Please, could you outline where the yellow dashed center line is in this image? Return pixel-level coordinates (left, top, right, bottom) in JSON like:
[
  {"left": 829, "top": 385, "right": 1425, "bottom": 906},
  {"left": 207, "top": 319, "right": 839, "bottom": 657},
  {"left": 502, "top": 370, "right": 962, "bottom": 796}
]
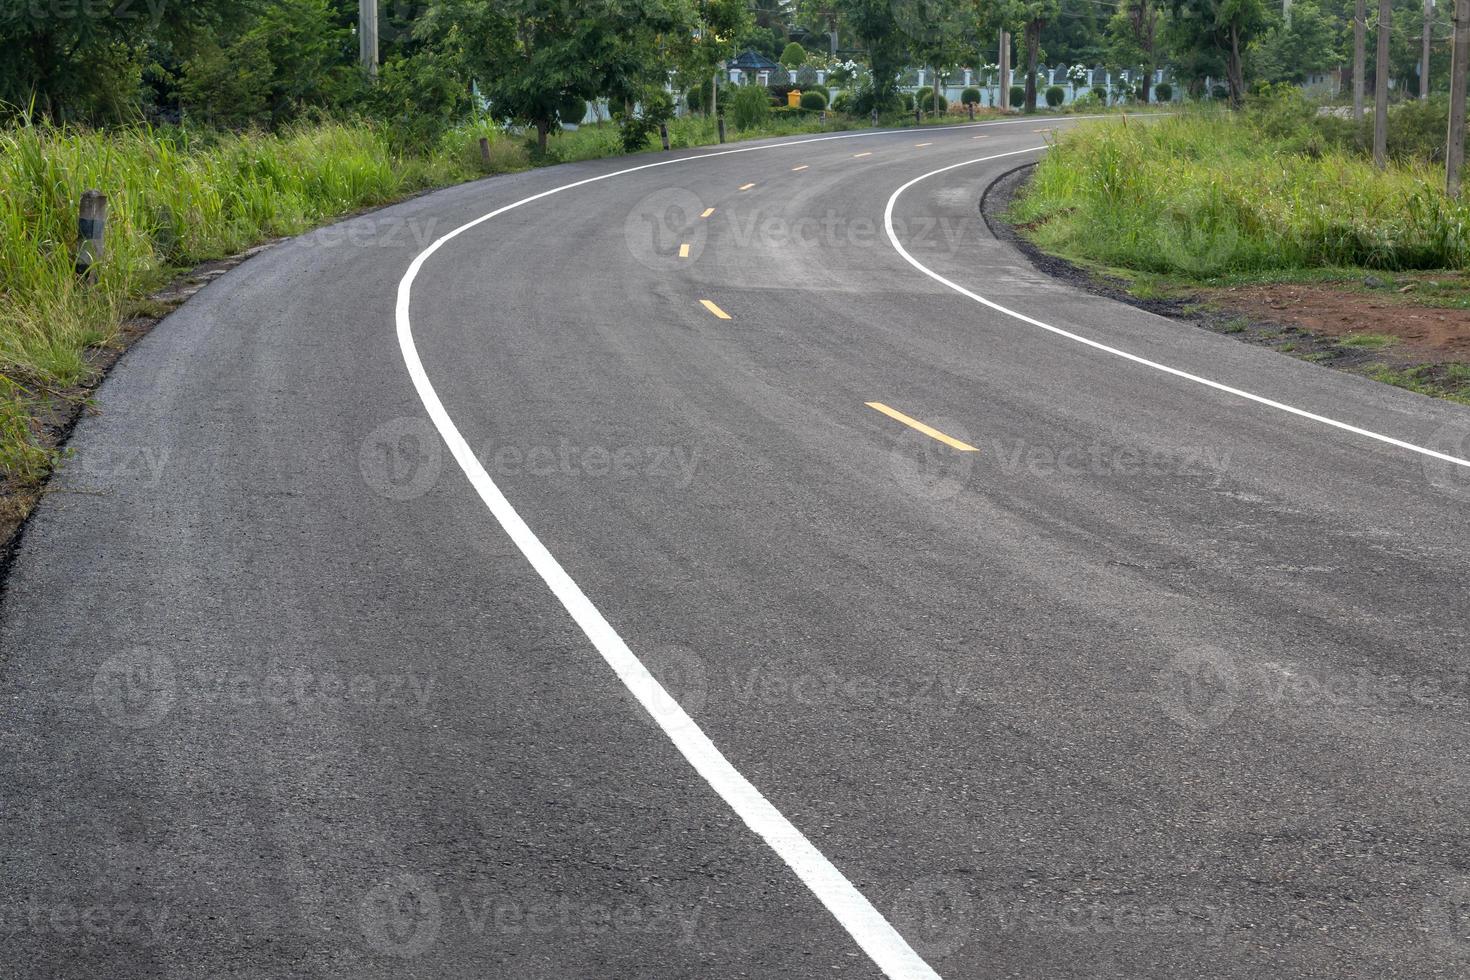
[
  {"left": 739, "top": 182, "right": 756, "bottom": 190},
  {"left": 852, "top": 151, "right": 872, "bottom": 158},
  {"left": 791, "top": 165, "right": 809, "bottom": 171},
  {"left": 678, "top": 243, "right": 691, "bottom": 258},
  {"left": 1033, "top": 128, "right": 1053, "bottom": 133},
  {"left": 914, "top": 142, "right": 932, "bottom": 147},
  {"left": 700, "top": 207, "right": 715, "bottom": 218},
  {"left": 865, "top": 402, "right": 977, "bottom": 452},
  {"left": 971, "top": 134, "right": 989, "bottom": 139},
  {"left": 699, "top": 299, "right": 732, "bottom": 320}
]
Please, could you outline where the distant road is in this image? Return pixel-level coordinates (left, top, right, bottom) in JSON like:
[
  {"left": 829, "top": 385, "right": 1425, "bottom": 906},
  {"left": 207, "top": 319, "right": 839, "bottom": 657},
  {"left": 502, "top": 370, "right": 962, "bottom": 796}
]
[{"left": 4, "top": 115, "right": 1470, "bottom": 979}]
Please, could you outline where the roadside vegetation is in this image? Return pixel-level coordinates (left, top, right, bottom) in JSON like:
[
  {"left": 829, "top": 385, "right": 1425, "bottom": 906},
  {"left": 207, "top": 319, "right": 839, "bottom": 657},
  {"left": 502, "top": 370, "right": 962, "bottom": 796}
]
[{"left": 1010, "top": 90, "right": 1470, "bottom": 403}]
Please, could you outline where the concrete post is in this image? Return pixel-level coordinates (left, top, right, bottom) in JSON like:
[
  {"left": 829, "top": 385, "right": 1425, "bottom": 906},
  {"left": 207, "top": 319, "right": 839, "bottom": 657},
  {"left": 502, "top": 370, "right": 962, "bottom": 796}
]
[{"left": 76, "top": 190, "right": 106, "bottom": 282}]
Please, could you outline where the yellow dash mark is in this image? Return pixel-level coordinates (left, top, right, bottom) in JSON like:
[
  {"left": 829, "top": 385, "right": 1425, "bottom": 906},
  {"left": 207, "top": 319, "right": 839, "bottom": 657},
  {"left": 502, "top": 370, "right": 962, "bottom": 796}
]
[
  {"left": 865, "top": 402, "right": 978, "bottom": 452},
  {"left": 791, "top": 165, "right": 809, "bottom": 171},
  {"left": 679, "top": 243, "right": 691, "bottom": 258},
  {"left": 1033, "top": 128, "right": 1053, "bottom": 133},
  {"left": 853, "top": 151, "right": 873, "bottom": 158},
  {"left": 700, "top": 208, "right": 715, "bottom": 218},
  {"left": 700, "top": 299, "right": 732, "bottom": 320},
  {"left": 914, "top": 142, "right": 933, "bottom": 147},
  {"left": 739, "top": 182, "right": 756, "bottom": 190}
]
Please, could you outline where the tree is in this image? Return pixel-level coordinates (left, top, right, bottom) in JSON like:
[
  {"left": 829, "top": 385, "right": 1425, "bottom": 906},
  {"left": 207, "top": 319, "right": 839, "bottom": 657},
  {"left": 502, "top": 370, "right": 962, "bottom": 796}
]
[
  {"left": 1021, "top": 0, "right": 1061, "bottom": 112},
  {"left": 781, "top": 41, "right": 808, "bottom": 66},
  {"left": 1245, "top": 0, "right": 1341, "bottom": 84},
  {"left": 1107, "top": 0, "right": 1161, "bottom": 103},
  {"left": 1163, "top": 0, "right": 1266, "bottom": 104}
]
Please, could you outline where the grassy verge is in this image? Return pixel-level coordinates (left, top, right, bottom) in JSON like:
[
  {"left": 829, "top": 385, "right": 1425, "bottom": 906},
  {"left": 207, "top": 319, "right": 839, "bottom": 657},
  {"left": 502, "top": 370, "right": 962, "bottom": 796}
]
[{"left": 1007, "top": 101, "right": 1470, "bottom": 405}]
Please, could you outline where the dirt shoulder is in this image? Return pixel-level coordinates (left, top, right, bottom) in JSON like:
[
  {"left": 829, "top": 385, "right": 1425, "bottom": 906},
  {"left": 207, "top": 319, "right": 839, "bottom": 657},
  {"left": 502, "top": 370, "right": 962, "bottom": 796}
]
[{"left": 982, "top": 163, "right": 1470, "bottom": 406}]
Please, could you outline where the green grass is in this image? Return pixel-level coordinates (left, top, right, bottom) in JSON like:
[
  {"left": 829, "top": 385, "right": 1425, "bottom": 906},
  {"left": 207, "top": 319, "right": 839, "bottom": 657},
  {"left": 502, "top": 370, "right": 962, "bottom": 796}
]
[
  {"left": 1336, "top": 332, "right": 1398, "bottom": 350},
  {"left": 1009, "top": 108, "right": 1470, "bottom": 279}
]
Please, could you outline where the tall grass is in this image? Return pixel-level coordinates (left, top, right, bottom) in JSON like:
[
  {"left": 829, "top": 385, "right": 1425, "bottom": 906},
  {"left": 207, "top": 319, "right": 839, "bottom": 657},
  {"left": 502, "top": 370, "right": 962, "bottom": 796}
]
[
  {"left": 0, "top": 119, "right": 501, "bottom": 481},
  {"left": 1011, "top": 108, "right": 1470, "bottom": 278}
]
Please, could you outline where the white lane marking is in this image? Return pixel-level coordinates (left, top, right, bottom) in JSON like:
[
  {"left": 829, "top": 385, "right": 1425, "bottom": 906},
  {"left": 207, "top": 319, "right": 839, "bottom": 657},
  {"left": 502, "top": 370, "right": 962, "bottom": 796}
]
[
  {"left": 393, "top": 129, "right": 1024, "bottom": 980},
  {"left": 883, "top": 156, "right": 1470, "bottom": 473}
]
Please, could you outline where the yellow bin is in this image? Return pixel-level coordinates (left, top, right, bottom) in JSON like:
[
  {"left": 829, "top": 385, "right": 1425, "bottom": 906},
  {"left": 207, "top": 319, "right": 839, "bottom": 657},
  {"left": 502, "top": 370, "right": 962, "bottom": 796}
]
[{"left": 787, "top": 89, "right": 802, "bottom": 107}]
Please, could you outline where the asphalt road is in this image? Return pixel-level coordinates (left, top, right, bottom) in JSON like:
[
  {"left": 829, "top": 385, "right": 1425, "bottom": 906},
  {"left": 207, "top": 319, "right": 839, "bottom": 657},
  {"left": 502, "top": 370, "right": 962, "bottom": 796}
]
[{"left": 4, "top": 116, "right": 1470, "bottom": 980}]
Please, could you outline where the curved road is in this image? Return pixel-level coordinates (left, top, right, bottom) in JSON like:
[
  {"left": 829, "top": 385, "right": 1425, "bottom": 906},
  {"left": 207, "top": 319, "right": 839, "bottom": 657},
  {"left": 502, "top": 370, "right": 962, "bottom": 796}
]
[{"left": 4, "top": 117, "right": 1470, "bottom": 979}]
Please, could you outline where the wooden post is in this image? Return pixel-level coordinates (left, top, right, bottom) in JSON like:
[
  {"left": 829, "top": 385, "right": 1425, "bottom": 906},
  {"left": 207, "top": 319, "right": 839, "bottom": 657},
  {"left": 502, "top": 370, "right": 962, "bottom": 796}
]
[
  {"left": 1354, "top": 0, "right": 1367, "bottom": 121},
  {"left": 1423, "top": 0, "right": 1435, "bottom": 98},
  {"left": 871, "top": 107, "right": 878, "bottom": 126},
  {"left": 76, "top": 190, "right": 106, "bottom": 282},
  {"left": 819, "top": 110, "right": 826, "bottom": 124},
  {"left": 359, "top": 0, "right": 378, "bottom": 78},
  {"left": 1449, "top": 0, "right": 1470, "bottom": 195},
  {"left": 915, "top": 105, "right": 922, "bottom": 124},
  {"left": 659, "top": 122, "right": 670, "bottom": 151},
  {"left": 717, "top": 115, "right": 726, "bottom": 143},
  {"left": 478, "top": 137, "right": 491, "bottom": 169},
  {"left": 968, "top": 102, "right": 975, "bottom": 120},
  {"left": 1374, "top": 0, "right": 1391, "bottom": 168}
]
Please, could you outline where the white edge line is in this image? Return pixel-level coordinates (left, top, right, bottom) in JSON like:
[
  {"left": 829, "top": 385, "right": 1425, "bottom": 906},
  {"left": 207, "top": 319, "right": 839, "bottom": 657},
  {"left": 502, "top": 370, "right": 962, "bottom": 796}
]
[
  {"left": 883, "top": 155, "right": 1470, "bottom": 473},
  {"left": 390, "top": 126, "right": 1032, "bottom": 980}
]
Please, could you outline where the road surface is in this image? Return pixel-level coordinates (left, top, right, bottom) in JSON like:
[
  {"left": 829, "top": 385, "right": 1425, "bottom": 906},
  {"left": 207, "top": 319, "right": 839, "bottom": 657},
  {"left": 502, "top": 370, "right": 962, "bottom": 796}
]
[{"left": 4, "top": 116, "right": 1470, "bottom": 979}]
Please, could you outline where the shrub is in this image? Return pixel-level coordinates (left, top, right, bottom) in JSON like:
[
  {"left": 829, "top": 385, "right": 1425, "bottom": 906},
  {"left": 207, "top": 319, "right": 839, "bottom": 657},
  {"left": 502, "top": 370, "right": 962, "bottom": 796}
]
[
  {"left": 1092, "top": 85, "right": 1108, "bottom": 103},
  {"left": 901, "top": 91, "right": 915, "bottom": 111},
  {"left": 780, "top": 42, "right": 807, "bottom": 68},
  {"left": 1212, "top": 84, "right": 1229, "bottom": 100},
  {"left": 1045, "top": 85, "right": 1065, "bottom": 108},
  {"left": 1010, "top": 85, "right": 1025, "bottom": 108},
  {"left": 729, "top": 82, "right": 770, "bottom": 130},
  {"left": 613, "top": 89, "right": 671, "bottom": 152},
  {"left": 917, "top": 89, "right": 948, "bottom": 113},
  {"left": 961, "top": 87, "right": 982, "bottom": 106},
  {"left": 800, "top": 89, "right": 828, "bottom": 111},
  {"left": 831, "top": 90, "right": 853, "bottom": 113},
  {"left": 1154, "top": 82, "right": 1172, "bottom": 102}
]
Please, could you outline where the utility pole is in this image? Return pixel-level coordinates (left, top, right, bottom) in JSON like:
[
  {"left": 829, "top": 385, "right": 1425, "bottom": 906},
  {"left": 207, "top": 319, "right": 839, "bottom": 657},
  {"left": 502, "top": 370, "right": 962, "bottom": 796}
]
[
  {"left": 1449, "top": 0, "right": 1469, "bottom": 195},
  {"left": 998, "top": 29, "right": 1010, "bottom": 113},
  {"left": 359, "top": 0, "right": 378, "bottom": 78},
  {"left": 1374, "top": 0, "right": 1390, "bottom": 168},
  {"left": 1423, "top": 0, "right": 1434, "bottom": 98},
  {"left": 1354, "top": 0, "right": 1366, "bottom": 120}
]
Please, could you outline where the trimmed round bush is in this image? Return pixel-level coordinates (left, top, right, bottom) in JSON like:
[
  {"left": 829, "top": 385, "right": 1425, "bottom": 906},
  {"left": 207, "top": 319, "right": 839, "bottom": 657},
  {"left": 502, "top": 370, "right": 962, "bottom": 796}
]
[
  {"left": 900, "top": 91, "right": 915, "bottom": 111},
  {"left": 961, "top": 87, "right": 981, "bottom": 106},
  {"left": 1010, "top": 85, "right": 1025, "bottom": 108},
  {"left": 1091, "top": 85, "right": 1107, "bottom": 103},
  {"left": 799, "top": 89, "right": 827, "bottom": 110},
  {"left": 780, "top": 42, "right": 807, "bottom": 68},
  {"left": 831, "top": 90, "right": 852, "bottom": 112},
  {"left": 916, "top": 89, "right": 948, "bottom": 113},
  {"left": 1044, "top": 85, "right": 1064, "bottom": 108},
  {"left": 1154, "top": 82, "right": 1173, "bottom": 102}
]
